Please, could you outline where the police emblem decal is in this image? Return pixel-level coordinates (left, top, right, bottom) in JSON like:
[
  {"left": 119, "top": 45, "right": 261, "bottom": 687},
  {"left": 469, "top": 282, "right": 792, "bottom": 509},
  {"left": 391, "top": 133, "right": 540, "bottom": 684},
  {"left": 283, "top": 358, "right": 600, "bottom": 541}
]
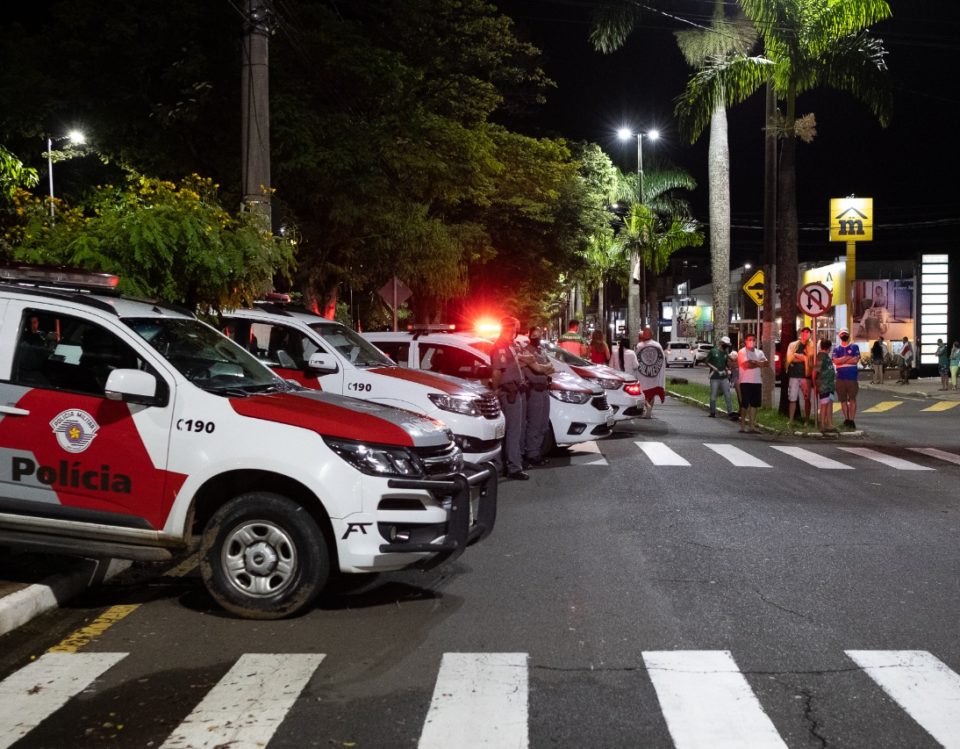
[{"left": 50, "top": 409, "right": 100, "bottom": 453}]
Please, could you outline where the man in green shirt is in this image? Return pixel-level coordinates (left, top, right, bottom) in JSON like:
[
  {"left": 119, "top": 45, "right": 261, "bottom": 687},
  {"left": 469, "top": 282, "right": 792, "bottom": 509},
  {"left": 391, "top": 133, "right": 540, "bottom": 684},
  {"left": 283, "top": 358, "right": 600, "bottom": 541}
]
[{"left": 707, "top": 336, "right": 734, "bottom": 418}]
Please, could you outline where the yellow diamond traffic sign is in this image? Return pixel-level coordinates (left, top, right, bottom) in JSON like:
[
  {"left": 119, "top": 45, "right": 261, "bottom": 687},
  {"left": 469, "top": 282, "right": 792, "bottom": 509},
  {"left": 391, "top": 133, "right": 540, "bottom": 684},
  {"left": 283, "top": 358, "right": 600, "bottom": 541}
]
[{"left": 742, "top": 269, "right": 765, "bottom": 306}]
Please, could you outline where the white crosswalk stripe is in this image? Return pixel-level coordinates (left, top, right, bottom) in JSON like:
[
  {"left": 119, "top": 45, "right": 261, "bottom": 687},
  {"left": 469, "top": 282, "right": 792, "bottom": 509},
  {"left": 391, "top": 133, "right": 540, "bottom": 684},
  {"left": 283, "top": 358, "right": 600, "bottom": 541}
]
[
  {"left": 643, "top": 650, "right": 787, "bottom": 748},
  {"left": 636, "top": 441, "right": 691, "bottom": 466},
  {"left": 704, "top": 443, "right": 772, "bottom": 467},
  {"left": 908, "top": 447, "right": 960, "bottom": 466},
  {"left": 419, "top": 653, "right": 528, "bottom": 748},
  {"left": 160, "top": 653, "right": 324, "bottom": 749},
  {"left": 4, "top": 649, "right": 960, "bottom": 747},
  {"left": 837, "top": 447, "right": 935, "bottom": 471},
  {"left": 769, "top": 446, "right": 854, "bottom": 469},
  {"left": 567, "top": 440, "right": 609, "bottom": 466},
  {"left": 847, "top": 650, "right": 960, "bottom": 749},
  {"left": 0, "top": 652, "right": 127, "bottom": 749}
]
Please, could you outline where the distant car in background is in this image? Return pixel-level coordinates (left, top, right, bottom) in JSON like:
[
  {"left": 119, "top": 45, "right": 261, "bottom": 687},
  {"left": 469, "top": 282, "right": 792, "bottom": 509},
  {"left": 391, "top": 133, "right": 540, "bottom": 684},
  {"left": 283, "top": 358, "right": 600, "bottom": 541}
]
[
  {"left": 694, "top": 342, "right": 712, "bottom": 364},
  {"left": 665, "top": 341, "right": 696, "bottom": 368}
]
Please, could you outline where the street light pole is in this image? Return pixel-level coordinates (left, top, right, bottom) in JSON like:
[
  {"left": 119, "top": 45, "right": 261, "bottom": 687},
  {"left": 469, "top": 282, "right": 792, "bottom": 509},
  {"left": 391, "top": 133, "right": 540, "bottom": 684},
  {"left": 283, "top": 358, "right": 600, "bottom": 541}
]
[
  {"left": 45, "top": 130, "right": 86, "bottom": 222},
  {"left": 618, "top": 127, "right": 659, "bottom": 332}
]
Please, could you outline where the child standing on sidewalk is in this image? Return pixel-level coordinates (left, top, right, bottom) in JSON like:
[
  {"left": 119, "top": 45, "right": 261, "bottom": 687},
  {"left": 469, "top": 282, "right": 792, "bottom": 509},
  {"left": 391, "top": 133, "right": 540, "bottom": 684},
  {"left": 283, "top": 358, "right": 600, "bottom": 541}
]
[{"left": 813, "top": 338, "right": 837, "bottom": 433}]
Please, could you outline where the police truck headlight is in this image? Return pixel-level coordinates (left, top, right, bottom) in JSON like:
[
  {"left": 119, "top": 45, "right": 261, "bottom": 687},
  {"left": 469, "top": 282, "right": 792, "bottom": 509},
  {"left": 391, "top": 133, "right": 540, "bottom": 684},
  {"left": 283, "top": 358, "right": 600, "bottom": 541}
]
[
  {"left": 324, "top": 438, "right": 426, "bottom": 478},
  {"left": 549, "top": 389, "right": 592, "bottom": 404},
  {"left": 427, "top": 392, "right": 482, "bottom": 417}
]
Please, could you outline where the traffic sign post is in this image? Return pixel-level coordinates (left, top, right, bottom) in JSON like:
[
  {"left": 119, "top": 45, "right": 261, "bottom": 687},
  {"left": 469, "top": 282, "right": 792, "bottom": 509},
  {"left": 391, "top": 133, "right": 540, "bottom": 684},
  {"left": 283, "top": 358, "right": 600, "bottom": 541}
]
[
  {"left": 743, "top": 269, "right": 765, "bottom": 307},
  {"left": 797, "top": 282, "right": 832, "bottom": 318}
]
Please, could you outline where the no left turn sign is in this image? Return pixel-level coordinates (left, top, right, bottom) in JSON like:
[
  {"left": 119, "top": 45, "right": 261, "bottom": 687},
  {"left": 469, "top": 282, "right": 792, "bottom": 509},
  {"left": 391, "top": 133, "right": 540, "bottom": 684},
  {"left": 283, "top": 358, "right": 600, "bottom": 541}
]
[{"left": 798, "top": 282, "right": 832, "bottom": 317}]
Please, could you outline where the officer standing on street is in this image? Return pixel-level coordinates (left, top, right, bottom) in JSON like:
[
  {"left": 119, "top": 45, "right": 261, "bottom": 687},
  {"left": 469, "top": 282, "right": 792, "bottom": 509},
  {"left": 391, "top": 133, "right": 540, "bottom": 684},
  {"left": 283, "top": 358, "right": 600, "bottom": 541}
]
[
  {"left": 521, "top": 325, "right": 556, "bottom": 467},
  {"left": 490, "top": 316, "right": 534, "bottom": 480}
]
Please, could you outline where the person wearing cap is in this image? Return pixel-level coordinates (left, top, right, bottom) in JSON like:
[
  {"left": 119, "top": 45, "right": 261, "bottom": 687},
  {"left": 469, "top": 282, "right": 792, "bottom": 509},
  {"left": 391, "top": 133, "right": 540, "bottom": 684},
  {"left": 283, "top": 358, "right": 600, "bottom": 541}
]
[
  {"left": 786, "top": 326, "right": 815, "bottom": 426},
  {"left": 634, "top": 329, "right": 666, "bottom": 419},
  {"left": 490, "top": 316, "right": 536, "bottom": 479},
  {"left": 832, "top": 328, "right": 861, "bottom": 429},
  {"left": 706, "top": 336, "right": 734, "bottom": 418}
]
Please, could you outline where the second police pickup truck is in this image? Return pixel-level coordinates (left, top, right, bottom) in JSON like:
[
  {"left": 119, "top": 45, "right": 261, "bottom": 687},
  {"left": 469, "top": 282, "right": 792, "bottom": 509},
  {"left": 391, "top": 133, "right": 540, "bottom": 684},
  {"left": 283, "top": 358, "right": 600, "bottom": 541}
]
[{"left": 218, "top": 304, "right": 506, "bottom": 465}]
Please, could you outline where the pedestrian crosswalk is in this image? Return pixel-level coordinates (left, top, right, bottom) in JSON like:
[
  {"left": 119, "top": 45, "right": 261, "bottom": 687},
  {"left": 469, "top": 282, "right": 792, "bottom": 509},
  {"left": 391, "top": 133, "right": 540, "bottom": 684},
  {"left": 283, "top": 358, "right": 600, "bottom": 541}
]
[
  {"left": 2, "top": 649, "right": 959, "bottom": 748},
  {"left": 628, "top": 441, "right": 960, "bottom": 472}
]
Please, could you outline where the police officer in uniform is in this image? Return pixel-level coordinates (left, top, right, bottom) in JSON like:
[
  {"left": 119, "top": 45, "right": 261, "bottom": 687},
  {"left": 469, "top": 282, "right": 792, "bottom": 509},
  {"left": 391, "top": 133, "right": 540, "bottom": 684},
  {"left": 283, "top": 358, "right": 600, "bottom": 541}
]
[
  {"left": 521, "top": 325, "right": 555, "bottom": 467},
  {"left": 490, "top": 316, "right": 534, "bottom": 480}
]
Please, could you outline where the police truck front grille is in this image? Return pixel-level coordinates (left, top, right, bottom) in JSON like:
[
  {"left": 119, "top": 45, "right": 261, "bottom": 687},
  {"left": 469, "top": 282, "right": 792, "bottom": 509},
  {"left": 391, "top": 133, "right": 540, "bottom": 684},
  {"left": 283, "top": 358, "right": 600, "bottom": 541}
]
[
  {"left": 479, "top": 394, "right": 501, "bottom": 419},
  {"left": 415, "top": 443, "right": 464, "bottom": 477},
  {"left": 591, "top": 395, "right": 609, "bottom": 411}
]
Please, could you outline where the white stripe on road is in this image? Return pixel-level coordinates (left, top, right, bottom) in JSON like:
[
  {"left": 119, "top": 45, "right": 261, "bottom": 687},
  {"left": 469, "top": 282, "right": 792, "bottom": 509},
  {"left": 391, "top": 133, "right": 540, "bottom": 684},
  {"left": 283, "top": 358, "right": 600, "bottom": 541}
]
[
  {"left": 704, "top": 443, "right": 772, "bottom": 468},
  {"left": 770, "top": 446, "right": 853, "bottom": 470},
  {"left": 846, "top": 650, "right": 960, "bottom": 749},
  {"left": 0, "top": 652, "right": 127, "bottom": 749},
  {"left": 419, "top": 653, "right": 528, "bottom": 748},
  {"left": 838, "top": 447, "right": 935, "bottom": 471},
  {"left": 635, "top": 441, "right": 690, "bottom": 466},
  {"left": 908, "top": 447, "right": 960, "bottom": 466},
  {"left": 161, "top": 653, "right": 323, "bottom": 749},
  {"left": 567, "top": 440, "right": 609, "bottom": 466},
  {"left": 643, "top": 650, "right": 787, "bottom": 749}
]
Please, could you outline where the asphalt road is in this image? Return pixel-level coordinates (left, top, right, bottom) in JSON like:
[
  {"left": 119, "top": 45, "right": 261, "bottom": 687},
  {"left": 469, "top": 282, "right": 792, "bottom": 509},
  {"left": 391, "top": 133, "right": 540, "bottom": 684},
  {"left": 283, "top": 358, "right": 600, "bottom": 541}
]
[{"left": 1, "top": 396, "right": 959, "bottom": 748}]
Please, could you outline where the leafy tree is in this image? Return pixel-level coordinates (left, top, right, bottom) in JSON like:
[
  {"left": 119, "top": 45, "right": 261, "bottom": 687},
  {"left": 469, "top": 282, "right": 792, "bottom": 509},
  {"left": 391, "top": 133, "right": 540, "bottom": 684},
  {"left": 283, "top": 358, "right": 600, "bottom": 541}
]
[
  {"left": 10, "top": 174, "right": 294, "bottom": 309},
  {"left": 676, "top": 0, "right": 892, "bottom": 409},
  {"left": 0, "top": 146, "right": 38, "bottom": 201}
]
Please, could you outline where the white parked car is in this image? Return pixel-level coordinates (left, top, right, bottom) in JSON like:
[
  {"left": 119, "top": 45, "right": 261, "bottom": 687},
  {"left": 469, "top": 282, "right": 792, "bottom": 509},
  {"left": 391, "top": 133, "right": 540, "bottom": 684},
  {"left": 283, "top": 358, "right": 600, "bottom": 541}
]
[
  {"left": 218, "top": 304, "right": 505, "bottom": 465},
  {"left": 0, "top": 267, "right": 497, "bottom": 619},
  {"left": 362, "top": 330, "right": 615, "bottom": 451},
  {"left": 693, "top": 342, "right": 713, "bottom": 364},
  {"left": 536, "top": 341, "right": 645, "bottom": 421},
  {"left": 665, "top": 340, "right": 696, "bottom": 368}
]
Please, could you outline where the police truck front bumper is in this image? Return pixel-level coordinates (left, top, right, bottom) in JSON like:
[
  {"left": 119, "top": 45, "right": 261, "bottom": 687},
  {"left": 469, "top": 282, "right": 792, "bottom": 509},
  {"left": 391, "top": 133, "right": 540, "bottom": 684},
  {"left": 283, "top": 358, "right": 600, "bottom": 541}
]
[{"left": 378, "top": 461, "right": 497, "bottom": 566}]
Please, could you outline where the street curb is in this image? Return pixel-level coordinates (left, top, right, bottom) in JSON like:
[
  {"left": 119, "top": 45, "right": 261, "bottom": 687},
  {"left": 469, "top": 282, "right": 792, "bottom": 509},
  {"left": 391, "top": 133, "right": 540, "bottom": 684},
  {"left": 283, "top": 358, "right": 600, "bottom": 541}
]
[
  {"left": 667, "top": 390, "right": 864, "bottom": 439},
  {"left": 859, "top": 383, "right": 930, "bottom": 399},
  {"left": 0, "top": 558, "right": 130, "bottom": 638}
]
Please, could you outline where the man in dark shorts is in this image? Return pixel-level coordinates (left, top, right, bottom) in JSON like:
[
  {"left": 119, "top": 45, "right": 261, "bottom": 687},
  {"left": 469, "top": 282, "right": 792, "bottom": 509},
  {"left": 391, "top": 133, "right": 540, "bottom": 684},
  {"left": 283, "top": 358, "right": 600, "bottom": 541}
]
[
  {"left": 737, "top": 334, "right": 767, "bottom": 433},
  {"left": 832, "top": 328, "right": 861, "bottom": 429}
]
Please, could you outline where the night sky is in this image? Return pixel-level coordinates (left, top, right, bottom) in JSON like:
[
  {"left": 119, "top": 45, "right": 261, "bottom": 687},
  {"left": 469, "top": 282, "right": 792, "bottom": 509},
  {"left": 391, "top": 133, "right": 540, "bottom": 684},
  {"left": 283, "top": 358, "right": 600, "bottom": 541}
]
[{"left": 495, "top": 0, "right": 960, "bottom": 266}]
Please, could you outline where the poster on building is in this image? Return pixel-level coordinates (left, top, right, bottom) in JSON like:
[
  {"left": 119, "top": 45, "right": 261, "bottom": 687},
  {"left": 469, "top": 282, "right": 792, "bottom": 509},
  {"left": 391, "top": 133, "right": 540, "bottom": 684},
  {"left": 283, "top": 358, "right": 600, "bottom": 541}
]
[{"left": 851, "top": 279, "right": 914, "bottom": 346}]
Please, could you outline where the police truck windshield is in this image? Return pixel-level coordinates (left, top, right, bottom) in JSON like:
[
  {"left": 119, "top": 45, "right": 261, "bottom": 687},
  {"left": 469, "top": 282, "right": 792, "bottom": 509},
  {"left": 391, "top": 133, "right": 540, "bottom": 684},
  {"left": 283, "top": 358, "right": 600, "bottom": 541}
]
[
  {"left": 126, "top": 318, "right": 285, "bottom": 393},
  {"left": 309, "top": 322, "right": 395, "bottom": 368}
]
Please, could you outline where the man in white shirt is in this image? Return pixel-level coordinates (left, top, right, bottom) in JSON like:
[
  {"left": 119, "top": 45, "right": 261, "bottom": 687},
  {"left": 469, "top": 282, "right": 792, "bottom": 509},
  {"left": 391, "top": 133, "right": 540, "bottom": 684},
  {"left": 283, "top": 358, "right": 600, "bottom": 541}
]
[{"left": 737, "top": 333, "right": 768, "bottom": 433}]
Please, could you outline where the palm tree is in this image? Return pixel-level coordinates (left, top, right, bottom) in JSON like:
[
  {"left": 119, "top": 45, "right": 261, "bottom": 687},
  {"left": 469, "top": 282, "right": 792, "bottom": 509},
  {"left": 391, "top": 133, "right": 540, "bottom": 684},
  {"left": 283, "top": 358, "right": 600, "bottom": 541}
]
[
  {"left": 676, "top": 0, "right": 892, "bottom": 410},
  {"left": 674, "top": 1, "right": 756, "bottom": 344},
  {"left": 612, "top": 168, "right": 704, "bottom": 339},
  {"left": 578, "top": 228, "right": 623, "bottom": 337}
]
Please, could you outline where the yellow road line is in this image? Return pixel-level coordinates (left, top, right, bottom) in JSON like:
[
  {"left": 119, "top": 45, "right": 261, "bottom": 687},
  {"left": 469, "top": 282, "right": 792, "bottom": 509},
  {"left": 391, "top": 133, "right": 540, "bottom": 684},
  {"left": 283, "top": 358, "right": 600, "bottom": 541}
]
[
  {"left": 862, "top": 401, "right": 903, "bottom": 413},
  {"left": 47, "top": 604, "right": 140, "bottom": 654},
  {"left": 922, "top": 401, "right": 960, "bottom": 412},
  {"left": 832, "top": 403, "right": 843, "bottom": 413}
]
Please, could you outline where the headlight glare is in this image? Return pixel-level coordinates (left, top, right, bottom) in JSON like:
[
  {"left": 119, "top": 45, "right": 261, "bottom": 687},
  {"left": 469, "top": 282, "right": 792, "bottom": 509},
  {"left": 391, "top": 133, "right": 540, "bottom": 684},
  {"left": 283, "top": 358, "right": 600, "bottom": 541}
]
[{"left": 324, "top": 438, "right": 425, "bottom": 478}]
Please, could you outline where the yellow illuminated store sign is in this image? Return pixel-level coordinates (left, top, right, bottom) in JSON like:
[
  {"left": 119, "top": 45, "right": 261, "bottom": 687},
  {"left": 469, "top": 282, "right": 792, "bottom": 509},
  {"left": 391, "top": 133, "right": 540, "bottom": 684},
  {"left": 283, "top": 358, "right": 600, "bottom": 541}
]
[{"left": 830, "top": 197, "right": 873, "bottom": 242}]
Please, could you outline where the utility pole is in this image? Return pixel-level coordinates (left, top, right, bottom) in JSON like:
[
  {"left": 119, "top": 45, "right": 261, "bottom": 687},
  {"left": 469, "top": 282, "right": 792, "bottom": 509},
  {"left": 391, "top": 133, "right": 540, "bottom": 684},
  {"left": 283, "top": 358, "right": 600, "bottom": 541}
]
[
  {"left": 241, "top": 0, "right": 275, "bottom": 227},
  {"left": 761, "top": 80, "right": 777, "bottom": 409}
]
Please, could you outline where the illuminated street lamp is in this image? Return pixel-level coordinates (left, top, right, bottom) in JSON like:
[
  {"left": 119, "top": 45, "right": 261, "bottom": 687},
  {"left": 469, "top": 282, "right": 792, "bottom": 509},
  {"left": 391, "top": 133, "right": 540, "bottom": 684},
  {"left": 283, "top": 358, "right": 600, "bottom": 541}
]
[
  {"left": 617, "top": 126, "right": 658, "bottom": 200},
  {"left": 618, "top": 126, "right": 659, "bottom": 331},
  {"left": 46, "top": 129, "right": 86, "bottom": 219}
]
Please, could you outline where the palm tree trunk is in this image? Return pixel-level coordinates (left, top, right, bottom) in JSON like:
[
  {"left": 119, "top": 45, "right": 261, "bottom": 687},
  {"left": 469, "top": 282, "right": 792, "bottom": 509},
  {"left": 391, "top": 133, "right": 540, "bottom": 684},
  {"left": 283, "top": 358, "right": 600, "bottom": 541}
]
[
  {"left": 777, "top": 82, "right": 800, "bottom": 416},
  {"left": 597, "top": 280, "right": 606, "bottom": 340},
  {"left": 709, "top": 98, "right": 730, "bottom": 344}
]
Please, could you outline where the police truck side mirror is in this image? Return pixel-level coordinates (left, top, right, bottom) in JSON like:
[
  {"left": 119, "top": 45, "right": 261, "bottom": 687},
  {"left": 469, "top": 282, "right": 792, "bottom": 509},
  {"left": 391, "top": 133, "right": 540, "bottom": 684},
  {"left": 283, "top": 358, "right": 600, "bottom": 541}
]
[
  {"left": 105, "top": 369, "right": 160, "bottom": 406},
  {"left": 306, "top": 352, "right": 339, "bottom": 375}
]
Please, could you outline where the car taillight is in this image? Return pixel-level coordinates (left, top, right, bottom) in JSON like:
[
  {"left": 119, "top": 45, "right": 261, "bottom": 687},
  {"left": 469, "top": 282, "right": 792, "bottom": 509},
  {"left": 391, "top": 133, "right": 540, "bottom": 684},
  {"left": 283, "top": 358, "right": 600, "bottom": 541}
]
[{"left": 624, "top": 382, "right": 642, "bottom": 397}]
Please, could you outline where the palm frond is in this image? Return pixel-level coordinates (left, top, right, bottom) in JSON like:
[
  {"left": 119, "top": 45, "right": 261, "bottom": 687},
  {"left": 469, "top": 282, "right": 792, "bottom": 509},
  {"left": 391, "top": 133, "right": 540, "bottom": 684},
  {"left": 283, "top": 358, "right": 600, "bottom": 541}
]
[{"left": 589, "top": 1, "right": 645, "bottom": 53}]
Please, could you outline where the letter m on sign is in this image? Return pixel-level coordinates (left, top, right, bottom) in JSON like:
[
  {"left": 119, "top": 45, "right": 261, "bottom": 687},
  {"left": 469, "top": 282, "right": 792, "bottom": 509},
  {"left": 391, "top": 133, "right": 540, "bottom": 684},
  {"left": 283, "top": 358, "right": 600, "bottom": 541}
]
[{"left": 830, "top": 198, "right": 873, "bottom": 242}]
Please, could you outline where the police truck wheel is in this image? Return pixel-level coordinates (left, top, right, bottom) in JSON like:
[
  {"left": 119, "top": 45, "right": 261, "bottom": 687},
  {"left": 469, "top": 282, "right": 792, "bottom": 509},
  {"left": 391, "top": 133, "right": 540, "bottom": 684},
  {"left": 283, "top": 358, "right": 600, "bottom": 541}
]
[{"left": 200, "top": 493, "right": 329, "bottom": 619}]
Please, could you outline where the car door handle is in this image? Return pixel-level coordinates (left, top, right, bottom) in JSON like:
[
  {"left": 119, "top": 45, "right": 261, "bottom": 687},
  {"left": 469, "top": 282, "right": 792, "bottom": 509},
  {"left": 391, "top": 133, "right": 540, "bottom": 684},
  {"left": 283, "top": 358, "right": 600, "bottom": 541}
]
[{"left": 0, "top": 405, "right": 30, "bottom": 416}]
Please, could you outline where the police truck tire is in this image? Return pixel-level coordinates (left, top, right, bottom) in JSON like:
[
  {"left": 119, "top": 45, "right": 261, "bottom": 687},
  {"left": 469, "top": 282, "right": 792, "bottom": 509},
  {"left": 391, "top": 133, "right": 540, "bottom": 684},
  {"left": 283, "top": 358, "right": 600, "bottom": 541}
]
[{"left": 200, "top": 493, "right": 329, "bottom": 620}]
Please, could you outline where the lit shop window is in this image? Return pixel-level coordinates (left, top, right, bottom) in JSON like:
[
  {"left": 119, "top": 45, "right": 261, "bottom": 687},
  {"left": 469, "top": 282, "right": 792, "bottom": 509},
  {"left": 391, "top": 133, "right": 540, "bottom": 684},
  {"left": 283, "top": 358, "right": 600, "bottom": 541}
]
[{"left": 919, "top": 254, "right": 949, "bottom": 365}]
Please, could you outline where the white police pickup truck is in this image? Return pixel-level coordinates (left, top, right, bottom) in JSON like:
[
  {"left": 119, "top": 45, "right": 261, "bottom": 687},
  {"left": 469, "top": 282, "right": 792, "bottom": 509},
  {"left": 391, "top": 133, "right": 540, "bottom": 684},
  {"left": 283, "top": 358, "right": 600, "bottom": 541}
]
[
  {"left": 0, "top": 267, "right": 497, "bottom": 619},
  {"left": 218, "top": 304, "right": 505, "bottom": 464}
]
